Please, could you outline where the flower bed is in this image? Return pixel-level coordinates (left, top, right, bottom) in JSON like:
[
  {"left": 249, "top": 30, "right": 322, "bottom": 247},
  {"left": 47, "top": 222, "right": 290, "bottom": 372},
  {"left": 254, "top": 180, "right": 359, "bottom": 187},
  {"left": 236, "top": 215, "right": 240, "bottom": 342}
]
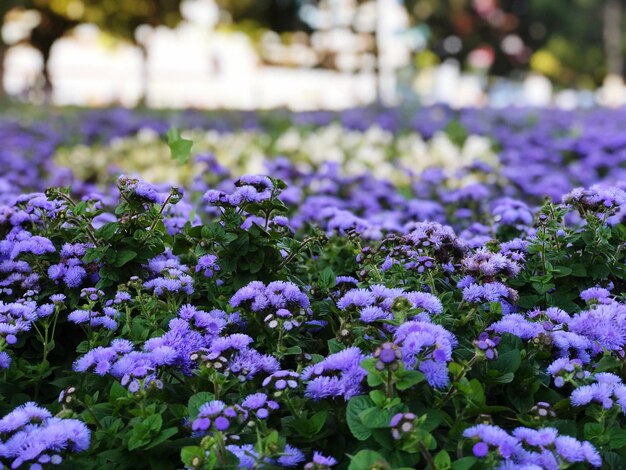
[{"left": 1, "top": 107, "right": 626, "bottom": 468}]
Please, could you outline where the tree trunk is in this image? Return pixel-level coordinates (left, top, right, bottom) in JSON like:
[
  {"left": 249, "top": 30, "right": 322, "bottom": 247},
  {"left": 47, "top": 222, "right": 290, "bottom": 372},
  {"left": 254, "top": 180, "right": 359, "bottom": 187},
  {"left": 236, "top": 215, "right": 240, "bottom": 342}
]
[
  {"left": 138, "top": 43, "right": 149, "bottom": 107},
  {"left": 30, "top": 8, "right": 77, "bottom": 103},
  {"left": 374, "top": 0, "right": 383, "bottom": 106},
  {"left": 603, "top": 0, "right": 623, "bottom": 77},
  {"left": 0, "top": 42, "right": 6, "bottom": 101},
  {"left": 41, "top": 46, "right": 53, "bottom": 103}
]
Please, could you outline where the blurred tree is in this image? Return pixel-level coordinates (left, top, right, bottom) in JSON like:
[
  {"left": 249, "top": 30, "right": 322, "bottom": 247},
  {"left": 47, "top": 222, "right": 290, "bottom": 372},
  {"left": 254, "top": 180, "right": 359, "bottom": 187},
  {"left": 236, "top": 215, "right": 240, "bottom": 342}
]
[
  {"left": 4, "top": 0, "right": 185, "bottom": 99},
  {"left": 0, "top": 2, "right": 27, "bottom": 98},
  {"left": 525, "top": 0, "right": 607, "bottom": 86},
  {"left": 216, "top": 0, "right": 311, "bottom": 33},
  {"left": 404, "top": 0, "right": 624, "bottom": 86}
]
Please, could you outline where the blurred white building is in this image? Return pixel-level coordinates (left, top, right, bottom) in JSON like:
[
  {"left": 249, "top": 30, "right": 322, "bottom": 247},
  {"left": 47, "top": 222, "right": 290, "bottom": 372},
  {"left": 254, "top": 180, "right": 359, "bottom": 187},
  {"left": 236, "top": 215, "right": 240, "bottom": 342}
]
[{"left": 3, "top": 0, "right": 413, "bottom": 109}]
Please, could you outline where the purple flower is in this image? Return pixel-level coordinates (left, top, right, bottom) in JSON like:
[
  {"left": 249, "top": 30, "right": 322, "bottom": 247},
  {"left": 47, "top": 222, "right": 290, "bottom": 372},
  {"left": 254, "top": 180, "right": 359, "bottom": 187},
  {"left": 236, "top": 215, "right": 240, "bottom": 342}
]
[
  {"left": 390, "top": 412, "right": 417, "bottom": 440},
  {"left": 569, "top": 303, "right": 626, "bottom": 352},
  {"left": 488, "top": 314, "right": 543, "bottom": 340},
  {"left": 301, "top": 347, "right": 367, "bottom": 400},
  {"left": 241, "top": 393, "right": 279, "bottom": 420},
  {"left": 304, "top": 451, "right": 337, "bottom": 469},
  {"left": 0, "top": 403, "right": 90, "bottom": 468},
  {"left": 191, "top": 400, "right": 245, "bottom": 436},
  {"left": 570, "top": 373, "right": 626, "bottom": 412},
  {"left": 276, "top": 444, "right": 305, "bottom": 467},
  {"left": 394, "top": 321, "right": 456, "bottom": 388},
  {"left": 472, "top": 442, "right": 489, "bottom": 458},
  {"left": 463, "top": 424, "right": 601, "bottom": 467},
  {"left": 195, "top": 254, "right": 220, "bottom": 278},
  {"left": 262, "top": 370, "right": 299, "bottom": 393},
  {"left": 580, "top": 287, "right": 612, "bottom": 304}
]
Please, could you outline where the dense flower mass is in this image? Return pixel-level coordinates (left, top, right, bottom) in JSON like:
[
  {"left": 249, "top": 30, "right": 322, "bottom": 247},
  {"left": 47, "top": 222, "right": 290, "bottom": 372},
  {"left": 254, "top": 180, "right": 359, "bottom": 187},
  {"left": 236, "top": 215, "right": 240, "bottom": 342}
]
[
  {"left": 3, "top": 107, "right": 626, "bottom": 468},
  {"left": 0, "top": 402, "right": 90, "bottom": 469}
]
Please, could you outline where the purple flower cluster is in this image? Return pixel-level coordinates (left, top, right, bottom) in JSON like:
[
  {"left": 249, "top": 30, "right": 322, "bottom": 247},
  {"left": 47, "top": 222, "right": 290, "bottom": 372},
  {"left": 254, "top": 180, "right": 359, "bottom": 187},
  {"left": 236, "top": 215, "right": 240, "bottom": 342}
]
[
  {"left": 0, "top": 300, "right": 39, "bottom": 368},
  {"left": 301, "top": 347, "right": 367, "bottom": 400},
  {"left": 303, "top": 452, "right": 337, "bottom": 470},
  {"left": 118, "top": 175, "right": 168, "bottom": 204},
  {"left": 144, "top": 251, "right": 194, "bottom": 296},
  {"left": 473, "top": 332, "right": 500, "bottom": 360},
  {"left": 568, "top": 302, "right": 626, "bottom": 353},
  {"left": 546, "top": 357, "right": 588, "bottom": 388},
  {"left": 262, "top": 370, "right": 299, "bottom": 395},
  {"left": 393, "top": 320, "right": 457, "bottom": 388},
  {"left": 337, "top": 284, "right": 442, "bottom": 325},
  {"left": 579, "top": 286, "right": 612, "bottom": 304},
  {"left": 195, "top": 254, "right": 220, "bottom": 279},
  {"left": 145, "top": 304, "right": 227, "bottom": 374},
  {"left": 462, "top": 280, "right": 516, "bottom": 305},
  {"left": 195, "top": 333, "right": 280, "bottom": 381},
  {"left": 241, "top": 392, "right": 279, "bottom": 420},
  {"left": 68, "top": 307, "right": 119, "bottom": 330},
  {"left": 563, "top": 185, "right": 626, "bottom": 215},
  {"left": 389, "top": 412, "right": 418, "bottom": 440},
  {"left": 463, "top": 424, "right": 601, "bottom": 468},
  {"left": 225, "top": 442, "right": 304, "bottom": 468},
  {"left": 73, "top": 338, "right": 175, "bottom": 392},
  {"left": 486, "top": 304, "right": 616, "bottom": 366},
  {"left": 230, "top": 280, "right": 311, "bottom": 331},
  {"left": 570, "top": 373, "right": 626, "bottom": 413},
  {"left": 203, "top": 175, "right": 274, "bottom": 207},
  {"left": 462, "top": 247, "right": 521, "bottom": 280},
  {"left": 380, "top": 222, "right": 466, "bottom": 274},
  {"left": 491, "top": 197, "right": 534, "bottom": 228},
  {"left": 47, "top": 243, "right": 93, "bottom": 289},
  {"left": 191, "top": 400, "right": 246, "bottom": 436},
  {"left": 0, "top": 402, "right": 90, "bottom": 469}
]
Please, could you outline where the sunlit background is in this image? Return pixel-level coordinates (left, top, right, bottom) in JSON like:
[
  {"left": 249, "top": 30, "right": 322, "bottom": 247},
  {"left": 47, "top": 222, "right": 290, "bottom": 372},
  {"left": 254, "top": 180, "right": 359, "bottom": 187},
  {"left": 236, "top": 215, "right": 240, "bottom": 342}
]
[{"left": 1, "top": 0, "right": 625, "bottom": 109}]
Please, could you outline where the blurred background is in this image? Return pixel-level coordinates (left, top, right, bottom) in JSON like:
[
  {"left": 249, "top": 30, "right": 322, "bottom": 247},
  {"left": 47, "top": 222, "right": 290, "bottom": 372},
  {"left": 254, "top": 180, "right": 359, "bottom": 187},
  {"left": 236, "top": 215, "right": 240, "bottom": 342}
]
[{"left": 0, "top": 0, "right": 625, "bottom": 110}]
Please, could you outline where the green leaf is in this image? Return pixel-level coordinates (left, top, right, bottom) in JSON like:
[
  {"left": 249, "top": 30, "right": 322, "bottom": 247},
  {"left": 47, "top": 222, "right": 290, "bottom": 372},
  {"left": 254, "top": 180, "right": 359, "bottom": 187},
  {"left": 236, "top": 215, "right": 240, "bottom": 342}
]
[
  {"left": 290, "top": 411, "right": 327, "bottom": 438},
  {"left": 319, "top": 267, "right": 336, "bottom": 289},
  {"left": 283, "top": 345, "right": 302, "bottom": 356},
  {"left": 369, "top": 390, "right": 387, "bottom": 407},
  {"left": 114, "top": 250, "right": 137, "bottom": 267},
  {"left": 188, "top": 392, "right": 215, "bottom": 419},
  {"left": 395, "top": 370, "right": 425, "bottom": 391},
  {"left": 347, "top": 395, "right": 374, "bottom": 440},
  {"left": 489, "top": 301, "right": 502, "bottom": 315},
  {"left": 434, "top": 450, "right": 451, "bottom": 470},
  {"left": 609, "top": 428, "right": 626, "bottom": 449},
  {"left": 348, "top": 450, "right": 389, "bottom": 470},
  {"left": 181, "top": 446, "right": 205, "bottom": 468},
  {"left": 109, "top": 381, "right": 127, "bottom": 402},
  {"left": 73, "top": 201, "right": 87, "bottom": 216},
  {"left": 144, "top": 427, "right": 179, "bottom": 450},
  {"left": 490, "top": 372, "right": 515, "bottom": 384},
  {"left": 517, "top": 295, "right": 539, "bottom": 308},
  {"left": 127, "top": 415, "right": 163, "bottom": 450},
  {"left": 494, "top": 349, "right": 521, "bottom": 375},
  {"left": 595, "top": 355, "right": 621, "bottom": 372},
  {"left": 167, "top": 127, "right": 193, "bottom": 165},
  {"left": 145, "top": 414, "right": 163, "bottom": 432},
  {"left": 570, "top": 263, "right": 587, "bottom": 277},
  {"left": 96, "top": 222, "right": 118, "bottom": 240},
  {"left": 328, "top": 338, "right": 345, "bottom": 354},
  {"left": 584, "top": 422, "right": 604, "bottom": 442},
  {"left": 127, "top": 434, "right": 150, "bottom": 451},
  {"left": 451, "top": 457, "right": 477, "bottom": 470},
  {"left": 461, "top": 379, "right": 485, "bottom": 406},
  {"left": 359, "top": 407, "right": 394, "bottom": 429},
  {"left": 552, "top": 265, "right": 572, "bottom": 277},
  {"left": 421, "top": 409, "right": 446, "bottom": 432},
  {"left": 590, "top": 263, "right": 610, "bottom": 279}
]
